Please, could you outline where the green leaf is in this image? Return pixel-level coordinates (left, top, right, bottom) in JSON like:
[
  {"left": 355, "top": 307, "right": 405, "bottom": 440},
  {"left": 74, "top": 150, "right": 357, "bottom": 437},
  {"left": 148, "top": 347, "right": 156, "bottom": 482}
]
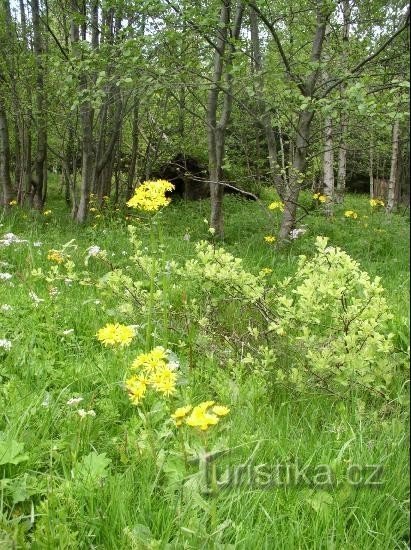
[
  {"left": 0, "top": 440, "right": 29, "bottom": 466},
  {"left": 73, "top": 452, "right": 111, "bottom": 483},
  {"left": 306, "top": 490, "right": 333, "bottom": 514}
]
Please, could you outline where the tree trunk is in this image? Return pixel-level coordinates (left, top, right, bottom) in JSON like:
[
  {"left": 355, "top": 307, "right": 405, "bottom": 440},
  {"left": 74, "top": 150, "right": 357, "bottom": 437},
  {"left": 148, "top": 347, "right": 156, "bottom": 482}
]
[
  {"left": 335, "top": 0, "right": 350, "bottom": 202},
  {"left": 127, "top": 96, "right": 140, "bottom": 198},
  {"left": 278, "top": 3, "right": 329, "bottom": 242},
  {"left": 18, "top": 0, "right": 32, "bottom": 204},
  {"left": 70, "top": 1, "right": 95, "bottom": 223},
  {"left": 336, "top": 113, "right": 347, "bottom": 201},
  {"left": 249, "top": 7, "right": 282, "bottom": 192},
  {"left": 0, "top": 93, "right": 14, "bottom": 206},
  {"left": 279, "top": 109, "right": 313, "bottom": 240},
  {"left": 386, "top": 119, "right": 400, "bottom": 213},
  {"left": 369, "top": 141, "right": 374, "bottom": 199},
  {"left": 31, "top": 0, "right": 47, "bottom": 210},
  {"left": 323, "top": 115, "right": 334, "bottom": 214},
  {"left": 76, "top": 105, "right": 94, "bottom": 222},
  {"left": 208, "top": 1, "right": 244, "bottom": 238}
]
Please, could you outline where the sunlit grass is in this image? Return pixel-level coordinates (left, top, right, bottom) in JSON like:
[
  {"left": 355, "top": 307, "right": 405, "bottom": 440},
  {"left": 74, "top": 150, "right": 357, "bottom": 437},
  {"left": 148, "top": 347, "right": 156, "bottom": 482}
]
[{"left": 0, "top": 184, "right": 409, "bottom": 548}]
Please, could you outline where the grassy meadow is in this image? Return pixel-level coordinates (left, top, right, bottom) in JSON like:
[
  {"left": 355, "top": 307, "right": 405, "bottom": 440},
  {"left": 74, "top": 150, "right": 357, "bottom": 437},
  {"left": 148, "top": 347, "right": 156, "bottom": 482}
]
[{"left": 0, "top": 182, "right": 409, "bottom": 549}]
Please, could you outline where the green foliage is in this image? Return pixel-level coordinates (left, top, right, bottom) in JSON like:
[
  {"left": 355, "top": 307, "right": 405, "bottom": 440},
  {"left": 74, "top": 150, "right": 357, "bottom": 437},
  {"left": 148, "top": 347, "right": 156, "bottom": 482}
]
[
  {"left": 271, "top": 236, "right": 395, "bottom": 394},
  {"left": 0, "top": 192, "right": 409, "bottom": 548}
]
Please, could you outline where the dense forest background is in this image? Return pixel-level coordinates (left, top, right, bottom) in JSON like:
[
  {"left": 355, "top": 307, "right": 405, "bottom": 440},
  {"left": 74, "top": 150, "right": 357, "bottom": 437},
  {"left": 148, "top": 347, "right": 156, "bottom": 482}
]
[{"left": 0, "top": 0, "right": 409, "bottom": 239}]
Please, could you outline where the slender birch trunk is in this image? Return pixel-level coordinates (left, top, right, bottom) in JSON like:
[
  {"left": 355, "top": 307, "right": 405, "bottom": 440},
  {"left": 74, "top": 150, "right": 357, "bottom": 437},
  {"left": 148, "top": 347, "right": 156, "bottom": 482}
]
[
  {"left": 127, "top": 96, "right": 140, "bottom": 198},
  {"left": 72, "top": 0, "right": 95, "bottom": 222},
  {"left": 336, "top": 0, "right": 350, "bottom": 202},
  {"left": 386, "top": 119, "right": 400, "bottom": 212},
  {"left": 0, "top": 92, "right": 14, "bottom": 206},
  {"left": 31, "top": 0, "right": 47, "bottom": 210},
  {"left": 208, "top": 1, "right": 244, "bottom": 237},
  {"left": 323, "top": 115, "right": 334, "bottom": 213},
  {"left": 369, "top": 140, "right": 374, "bottom": 199}
]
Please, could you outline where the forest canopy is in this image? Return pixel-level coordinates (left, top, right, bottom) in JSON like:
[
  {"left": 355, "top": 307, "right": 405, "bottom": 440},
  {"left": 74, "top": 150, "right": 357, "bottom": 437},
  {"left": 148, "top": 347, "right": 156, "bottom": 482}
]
[{"left": 0, "top": 0, "right": 409, "bottom": 238}]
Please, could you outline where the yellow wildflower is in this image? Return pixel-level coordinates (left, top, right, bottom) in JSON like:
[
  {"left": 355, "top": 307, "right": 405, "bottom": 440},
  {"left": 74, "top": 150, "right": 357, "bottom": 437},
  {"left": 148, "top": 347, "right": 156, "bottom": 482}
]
[
  {"left": 127, "top": 179, "right": 175, "bottom": 212},
  {"left": 197, "top": 401, "right": 215, "bottom": 411},
  {"left": 344, "top": 210, "right": 358, "bottom": 219},
  {"left": 260, "top": 267, "right": 273, "bottom": 276},
  {"left": 96, "top": 323, "right": 135, "bottom": 347},
  {"left": 212, "top": 405, "right": 230, "bottom": 416},
  {"left": 370, "top": 198, "right": 384, "bottom": 207},
  {"left": 264, "top": 235, "right": 276, "bottom": 244},
  {"left": 171, "top": 401, "right": 229, "bottom": 431},
  {"left": 47, "top": 250, "right": 65, "bottom": 264},
  {"left": 186, "top": 408, "right": 219, "bottom": 431},
  {"left": 125, "top": 375, "right": 148, "bottom": 405},
  {"left": 43, "top": 210, "right": 52, "bottom": 216},
  {"left": 313, "top": 193, "right": 327, "bottom": 203},
  {"left": 9, "top": 200, "right": 17, "bottom": 206},
  {"left": 268, "top": 201, "right": 284, "bottom": 211},
  {"left": 171, "top": 405, "right": 192, "bottom": 426},
  {"left": 132, "top": 346, "right": 168, "bottom": 372},
  {"left": 150, "top": 365, "right": 177, "bottom": 396}
]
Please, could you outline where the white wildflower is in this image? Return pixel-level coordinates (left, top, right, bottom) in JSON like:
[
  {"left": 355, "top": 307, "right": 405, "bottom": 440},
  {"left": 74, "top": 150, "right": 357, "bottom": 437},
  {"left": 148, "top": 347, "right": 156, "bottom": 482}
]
[
  {"left": 29, "top": 290, "right": 45, "bottom": 306},
  {"left": 63, "top": 329, "right": 74, "bottom": 335},
  {"left": 33, "top": 241, "right": 43, "bottom": 247},
  {"left": 0, "top": 273, "right": 12, "bottom": 280},
  {"left": 1, "top": 304, "right": 12, "bottom": 311},
  {"left": 87, "top": 245, "right": 101, "bottom": 257},
  {"left": 289, "top": 227, "right": 307, "bottom": 240},
  {"left": 77, "top": 408, "right": 96, "bottom": 418},
  {"left": 0, "top": 233, "right": 28, "bottom": 246},
  {"left": 67, "top": 396, "right": 83, "bottom": 406},
  {"left": 0, "top": 339, "right": 12, "bottom": 351}
]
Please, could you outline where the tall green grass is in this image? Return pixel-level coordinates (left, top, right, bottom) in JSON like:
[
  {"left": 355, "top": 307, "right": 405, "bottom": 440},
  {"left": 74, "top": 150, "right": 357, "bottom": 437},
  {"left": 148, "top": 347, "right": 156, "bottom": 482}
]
[{"left": 0, "top": 185, "right": 409, "bottom": 548}]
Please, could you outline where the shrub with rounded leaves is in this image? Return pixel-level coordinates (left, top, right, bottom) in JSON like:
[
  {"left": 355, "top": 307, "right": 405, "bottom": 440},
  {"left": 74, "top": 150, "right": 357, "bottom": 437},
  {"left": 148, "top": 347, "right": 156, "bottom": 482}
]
[{"left": 270, "top": 236, "right": 394, "bottom": 395}]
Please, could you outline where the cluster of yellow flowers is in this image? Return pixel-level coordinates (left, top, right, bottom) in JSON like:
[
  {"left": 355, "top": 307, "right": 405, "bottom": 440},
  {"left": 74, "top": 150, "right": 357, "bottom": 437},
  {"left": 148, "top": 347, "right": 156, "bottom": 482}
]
[
  {"left": 47, "top": 249, "right": 66, "bottom": 264},
  {"left": 344, "top": 210, "right": 358, "bottom": 219},
  {"left": 370, "top": 198, "right": 385, "bottom": 208},
  {"left": 171, "top": 401, "right": 230, "bottom": 430},
  {"left": 260, "top": 267, "right": 273, "bottom": 276},
  {"left": 268, "top": 201, "right": 285, "bottom": 211},
  {"left": 127, "top": 180, "right": 175, "bottom": 212},
  {"left": 9, "top": 200, "right": 17, "bottom": 206},
  {"left": 125, "top": 346, "right": 177, "bottom": 404},
  {"left": 43, "top": 210, "right": 52, "bottom": 216},
  {"left": 96, "top": 323, "right": 135, "bottom": 347},
  {"left": 264, "top": 235, "right": 276, "bottom": 244},
  {"left": 313, "top": 193, "right": 327, "bottom": 203}
]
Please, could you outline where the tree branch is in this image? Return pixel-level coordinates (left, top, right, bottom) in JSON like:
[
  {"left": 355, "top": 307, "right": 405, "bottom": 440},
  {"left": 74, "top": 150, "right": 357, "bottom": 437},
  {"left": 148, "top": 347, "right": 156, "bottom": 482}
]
[
  {"left": 321, "top": 7, "right": 410, "bottom": 97},
  {"left": 247, "top": 1, "right": 306, "bottom": 94}
]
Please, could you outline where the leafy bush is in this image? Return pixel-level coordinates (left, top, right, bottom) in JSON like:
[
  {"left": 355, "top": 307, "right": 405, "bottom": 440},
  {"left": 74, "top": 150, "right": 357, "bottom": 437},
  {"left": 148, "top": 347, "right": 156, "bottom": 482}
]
[{"left": 270, "top": 236, "right": 394, "bottom": 396}]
